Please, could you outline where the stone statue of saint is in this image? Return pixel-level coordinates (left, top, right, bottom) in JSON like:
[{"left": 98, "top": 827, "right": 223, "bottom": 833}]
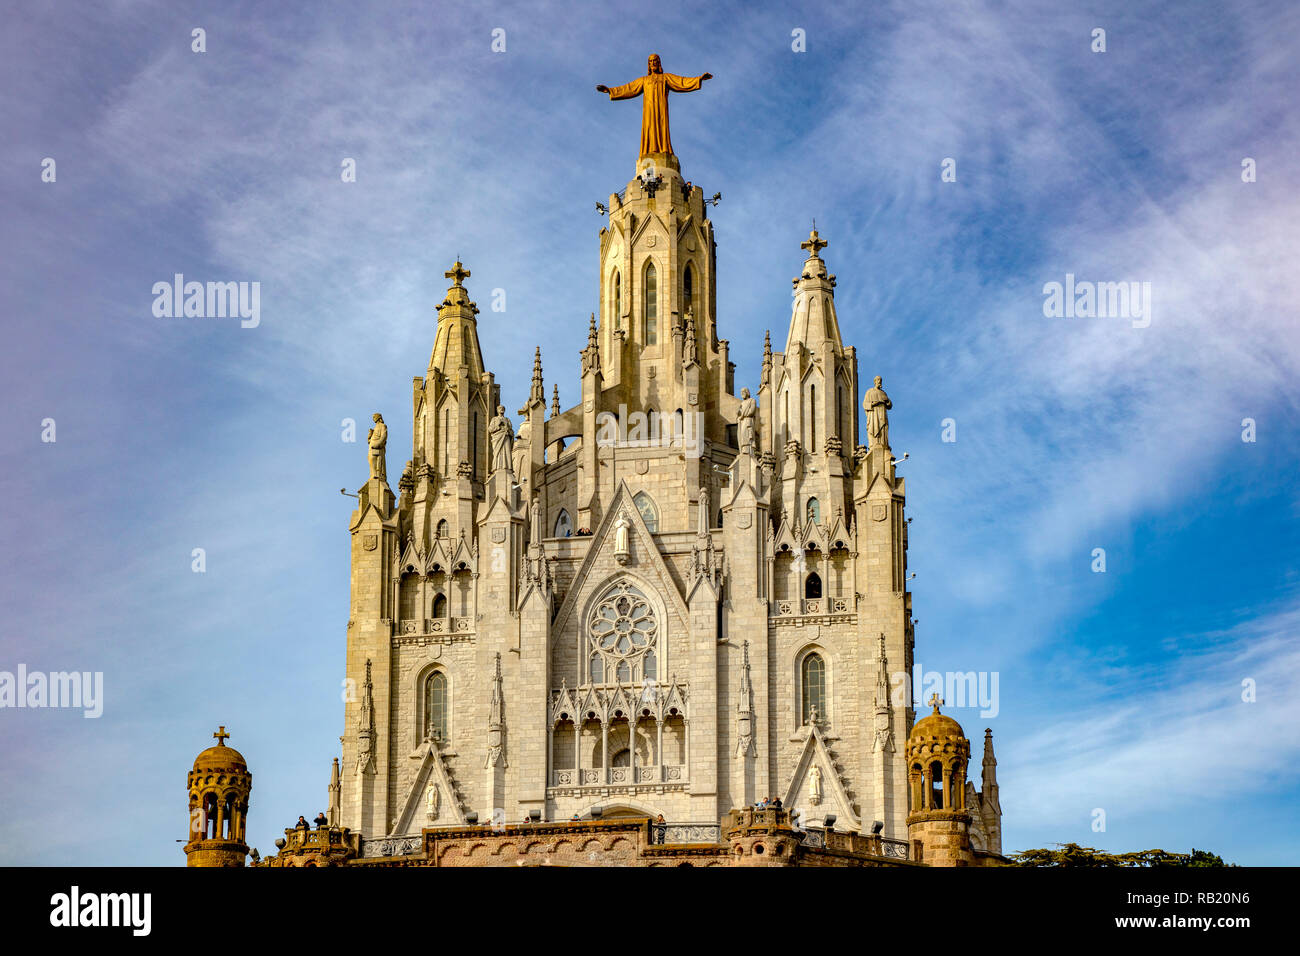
[
  {"left": 367, "top": 413, "right": 388, "bottom": 480},
  {"left": 488, "top": 404, "right": 514, "bottom": 474},
  {"left": 597, "top": 54, "right": 712, "bottom": 158},
  {"left": 736, "top": 387, "right": 757, "bottom": 456},
  {"left": 863, "top": 376, "right": 892, "bottom": 450},
  {"left": 698, "top": 485, "right": 710, "bottom": 534},
  {"left": 425, "top": 783, "right": 439, "bottom": 819},
  {"left": 614, "top": 514, "right": 631, "bottom": 557},
  {"left": 809, "top": 765, "right": 823, "bottom": 806}
]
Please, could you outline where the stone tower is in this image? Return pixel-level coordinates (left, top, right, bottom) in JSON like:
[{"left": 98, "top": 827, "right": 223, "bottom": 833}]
[
  {"left": 185, "top": 726, "right": 251, "bottom": 867},
  {"left": 905, "top": 697, "right": 975, "bottom": 866}
]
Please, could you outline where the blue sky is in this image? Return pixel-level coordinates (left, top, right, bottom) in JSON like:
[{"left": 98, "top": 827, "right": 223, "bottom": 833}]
[{"left": 2, "top": 0, "right": 1297, "bottom": 865}]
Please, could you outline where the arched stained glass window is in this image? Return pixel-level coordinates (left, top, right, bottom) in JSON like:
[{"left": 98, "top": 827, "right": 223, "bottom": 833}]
[
  {"left": 613, "top": 270, "right": 622, "bottom": 329},
  {"left": 801, "top": 652, "right": 826, "bottom": 724},
  {"left": 554, "top": 509, "right": 573, "bottom": 537},
  {"left": 633, "top": 491, "right": 659, "bottom": 532},
  {"left": 644, "top": 262, "right": 658, "bottom": 345},
  {"left": 424, "top": 671, "right": 448, "bottom": 741}
]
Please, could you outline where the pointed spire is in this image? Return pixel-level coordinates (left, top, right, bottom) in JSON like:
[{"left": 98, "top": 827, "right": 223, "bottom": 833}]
[
  {"left": 786, "top": 229, "right": 843, "bottom": 354},
  {"left": 761, "top": 329, "right": 772, "bottom": 385},
  {"left": 428, "top": 260, "right": 486, "bottom": 377},
  {"left": 550, "top": 383, "right": 560, "bottom": 419},
  {"left": 489, "top": 652, "right": 504, "bottom": 727},
  {"left": 982, "top": 728, "right": 998, "bottom": 786},
  {"left": 529, "top": 347, "right": 544, "bottom": 403},
  {"left": 582, "top": 313, "right": 601, "bottom": 375},
  {"left": 874, "top": 634, "right": 890, "bottom": 711},
  {"left": 327, "top": 757, "right": 341, "bottom": 826},
  {"left": 486, "top": 652, "right": 507, "bottom": 769},
  {"left": 739, "top": 639, "right": 753, "bottom": 700}
]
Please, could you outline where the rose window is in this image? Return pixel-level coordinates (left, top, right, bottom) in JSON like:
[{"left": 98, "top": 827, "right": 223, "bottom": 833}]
[{"left": 587, "top": 582, "right": 658, "bottom": 683}]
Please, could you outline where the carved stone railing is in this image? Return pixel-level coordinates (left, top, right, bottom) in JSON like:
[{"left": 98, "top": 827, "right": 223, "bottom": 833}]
[
  {"left": 361, "top": 836, "right": 422, "bottom": 858},
  {"left": 880, "top": 838, "right": 910, "bottom": 860},
  {"left": 660, "top": 823, "right": 721, "bottom": 845},
  {"left": 800, "top": 828, "right": 826, "bottom": 848},
  {"left": 395, "top": 616, "right": 474, "bottom": 637},
  {"left": 771, "top": 597, "right": 852, "bottom": 620},
  {"left": 553, "top": 765, "right": 685, "bottom": 787}
]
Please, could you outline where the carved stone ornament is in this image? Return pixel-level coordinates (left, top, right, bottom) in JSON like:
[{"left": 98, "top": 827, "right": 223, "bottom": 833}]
[
  {"left": 737, "top": 512, "right": 752, "bottom": 530},
  {"left": 363, "top": 534, "right": 378, "bottom": 551},
  {"left": 491, "top": 527, "right": 506, "bottom": 544},
  {"left": 871, "top": 504, "right": 888, "bottom": 522}
]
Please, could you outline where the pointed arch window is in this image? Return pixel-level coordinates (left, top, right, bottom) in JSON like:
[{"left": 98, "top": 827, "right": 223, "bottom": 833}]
[
  {"left": 590, "top": 652, "right": 604, "bottom": 684},
  {"left": 471, "top": 409, "right": 479, "bottom": 475},
  {"left": 644, "top": 262, "right": 658, "bottom": 345},
  {"left": 806, "top": 497, "right": 821, "bottom": 526},
  {"left": 633, "top": 491, "right": 659, "bottom": 532},
  {"left": 424, "top": 671, "right": 448, "bottom": 742},
  {"left": 801, "top": 652, "right": 826, "bottom": 724},
  {"left": 804, "top": 571, "right": 822, "bottom": 599},
  {"left": 612, "top": 269, "right": 622, "bottom": 330},
  {"left": 436, "top": 519, "right": 449, "bottom": 538},
  {"left": 554, "top": 509, "right": 573, "bottom": 537},
  {"left": 683, "top": 263, "right": 695, "bottom": 318},
  {"left": 809, "top": 383, "right": 817, "bottom": 450},
  {"left": 432, "top": 592, "right": 447, "bottom": 618}
]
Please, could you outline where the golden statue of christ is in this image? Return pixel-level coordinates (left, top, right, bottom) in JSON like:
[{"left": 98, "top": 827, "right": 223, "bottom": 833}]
[{"left": 596, "top": 54, "right": 712, "bottom": 158}]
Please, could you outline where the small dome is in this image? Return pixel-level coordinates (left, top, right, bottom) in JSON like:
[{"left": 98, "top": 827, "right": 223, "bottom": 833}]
[
  {"left": 192, "top": 727, "right": 248, "bottom": 772},
  {"left": 909, "top": 699, "right": 965, "bottom": 741}
]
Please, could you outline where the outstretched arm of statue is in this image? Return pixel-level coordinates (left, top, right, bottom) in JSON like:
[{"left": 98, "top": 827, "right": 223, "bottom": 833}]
[
  {"left": 599, "top": 77, "right": 645, "bottom": 99},
  {"left": 664, "top": 72, "right": 710, "bottom": 92}
]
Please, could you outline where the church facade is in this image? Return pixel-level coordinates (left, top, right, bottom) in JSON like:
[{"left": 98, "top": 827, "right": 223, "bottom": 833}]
[{"left": 185, "top": 59, "right": 1005, "bottom": 868}]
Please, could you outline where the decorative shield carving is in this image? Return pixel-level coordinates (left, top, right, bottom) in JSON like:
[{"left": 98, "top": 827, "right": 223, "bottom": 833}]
[
  {"left": 688, "top": 391, "right": 698, "bottom": 406},
  {"left": 585, "top": 399, "right": 594, "bottom": 413},
  {"left": 491, "top": 527, "right": 506, "bottom": 544},
  {"left": 737, "top": 512, "right": 752, "bottom": 529},
  {"left": 635, "top": 460, "right": 649, "bottom": 475},
  {"left": 363, "top": 534, "right": 378, "bottom": 551},
  {"left": 871, "top": 504, "right": 888, "bottom": 522}
]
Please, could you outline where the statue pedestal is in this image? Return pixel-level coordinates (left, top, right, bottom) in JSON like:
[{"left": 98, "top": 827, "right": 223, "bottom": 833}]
[
  {"left": 486, "top": 468, "right": 519, "bottom": 509},
  {"left": 357, "top": 478, "right": 395, "bottom": 517}
]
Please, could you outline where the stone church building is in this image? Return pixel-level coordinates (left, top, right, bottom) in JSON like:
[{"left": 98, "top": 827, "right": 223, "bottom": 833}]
[{"left": 184, "top": 61, "right": 1005, "bottom": 867}]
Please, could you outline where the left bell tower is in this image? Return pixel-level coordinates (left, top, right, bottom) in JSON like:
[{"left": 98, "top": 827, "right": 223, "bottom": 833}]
[{"left": 184, "top": 726, "right": 252, "bottom": 867}]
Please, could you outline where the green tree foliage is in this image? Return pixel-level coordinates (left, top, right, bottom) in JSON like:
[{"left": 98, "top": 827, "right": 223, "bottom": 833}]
[{"left": 1012, "top": 843, "right": 1230, "bottom": 867}]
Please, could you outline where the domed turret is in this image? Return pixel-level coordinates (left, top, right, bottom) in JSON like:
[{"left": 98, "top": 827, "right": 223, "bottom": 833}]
[
  {"left": 905, "top": 696, "right": 974, "bottom": 866},
  {"left": 184, "top": 726, "right": 252, "bottom": 867}
]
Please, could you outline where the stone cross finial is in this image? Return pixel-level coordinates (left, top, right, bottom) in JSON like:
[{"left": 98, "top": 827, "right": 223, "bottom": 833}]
[
  {"left": 928, "top": 693, "right": 943, "bottom": 712},
  {"left": 445, "top": 261, "right": 470, "bottom": 286},
  {"left": 213, "top": 726, "right": 230, "bottom": 746},
  {"left": 801, "top": 229, "right": 828, "bottom": 257}
]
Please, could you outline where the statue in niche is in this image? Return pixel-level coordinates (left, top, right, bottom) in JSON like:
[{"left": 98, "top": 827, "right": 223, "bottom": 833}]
[
  {"left": 425, "top": 783, "right": 440, "bottom": 820},
  {"left": 809, "top": 765, "right": 823, "bottom": 806}
]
